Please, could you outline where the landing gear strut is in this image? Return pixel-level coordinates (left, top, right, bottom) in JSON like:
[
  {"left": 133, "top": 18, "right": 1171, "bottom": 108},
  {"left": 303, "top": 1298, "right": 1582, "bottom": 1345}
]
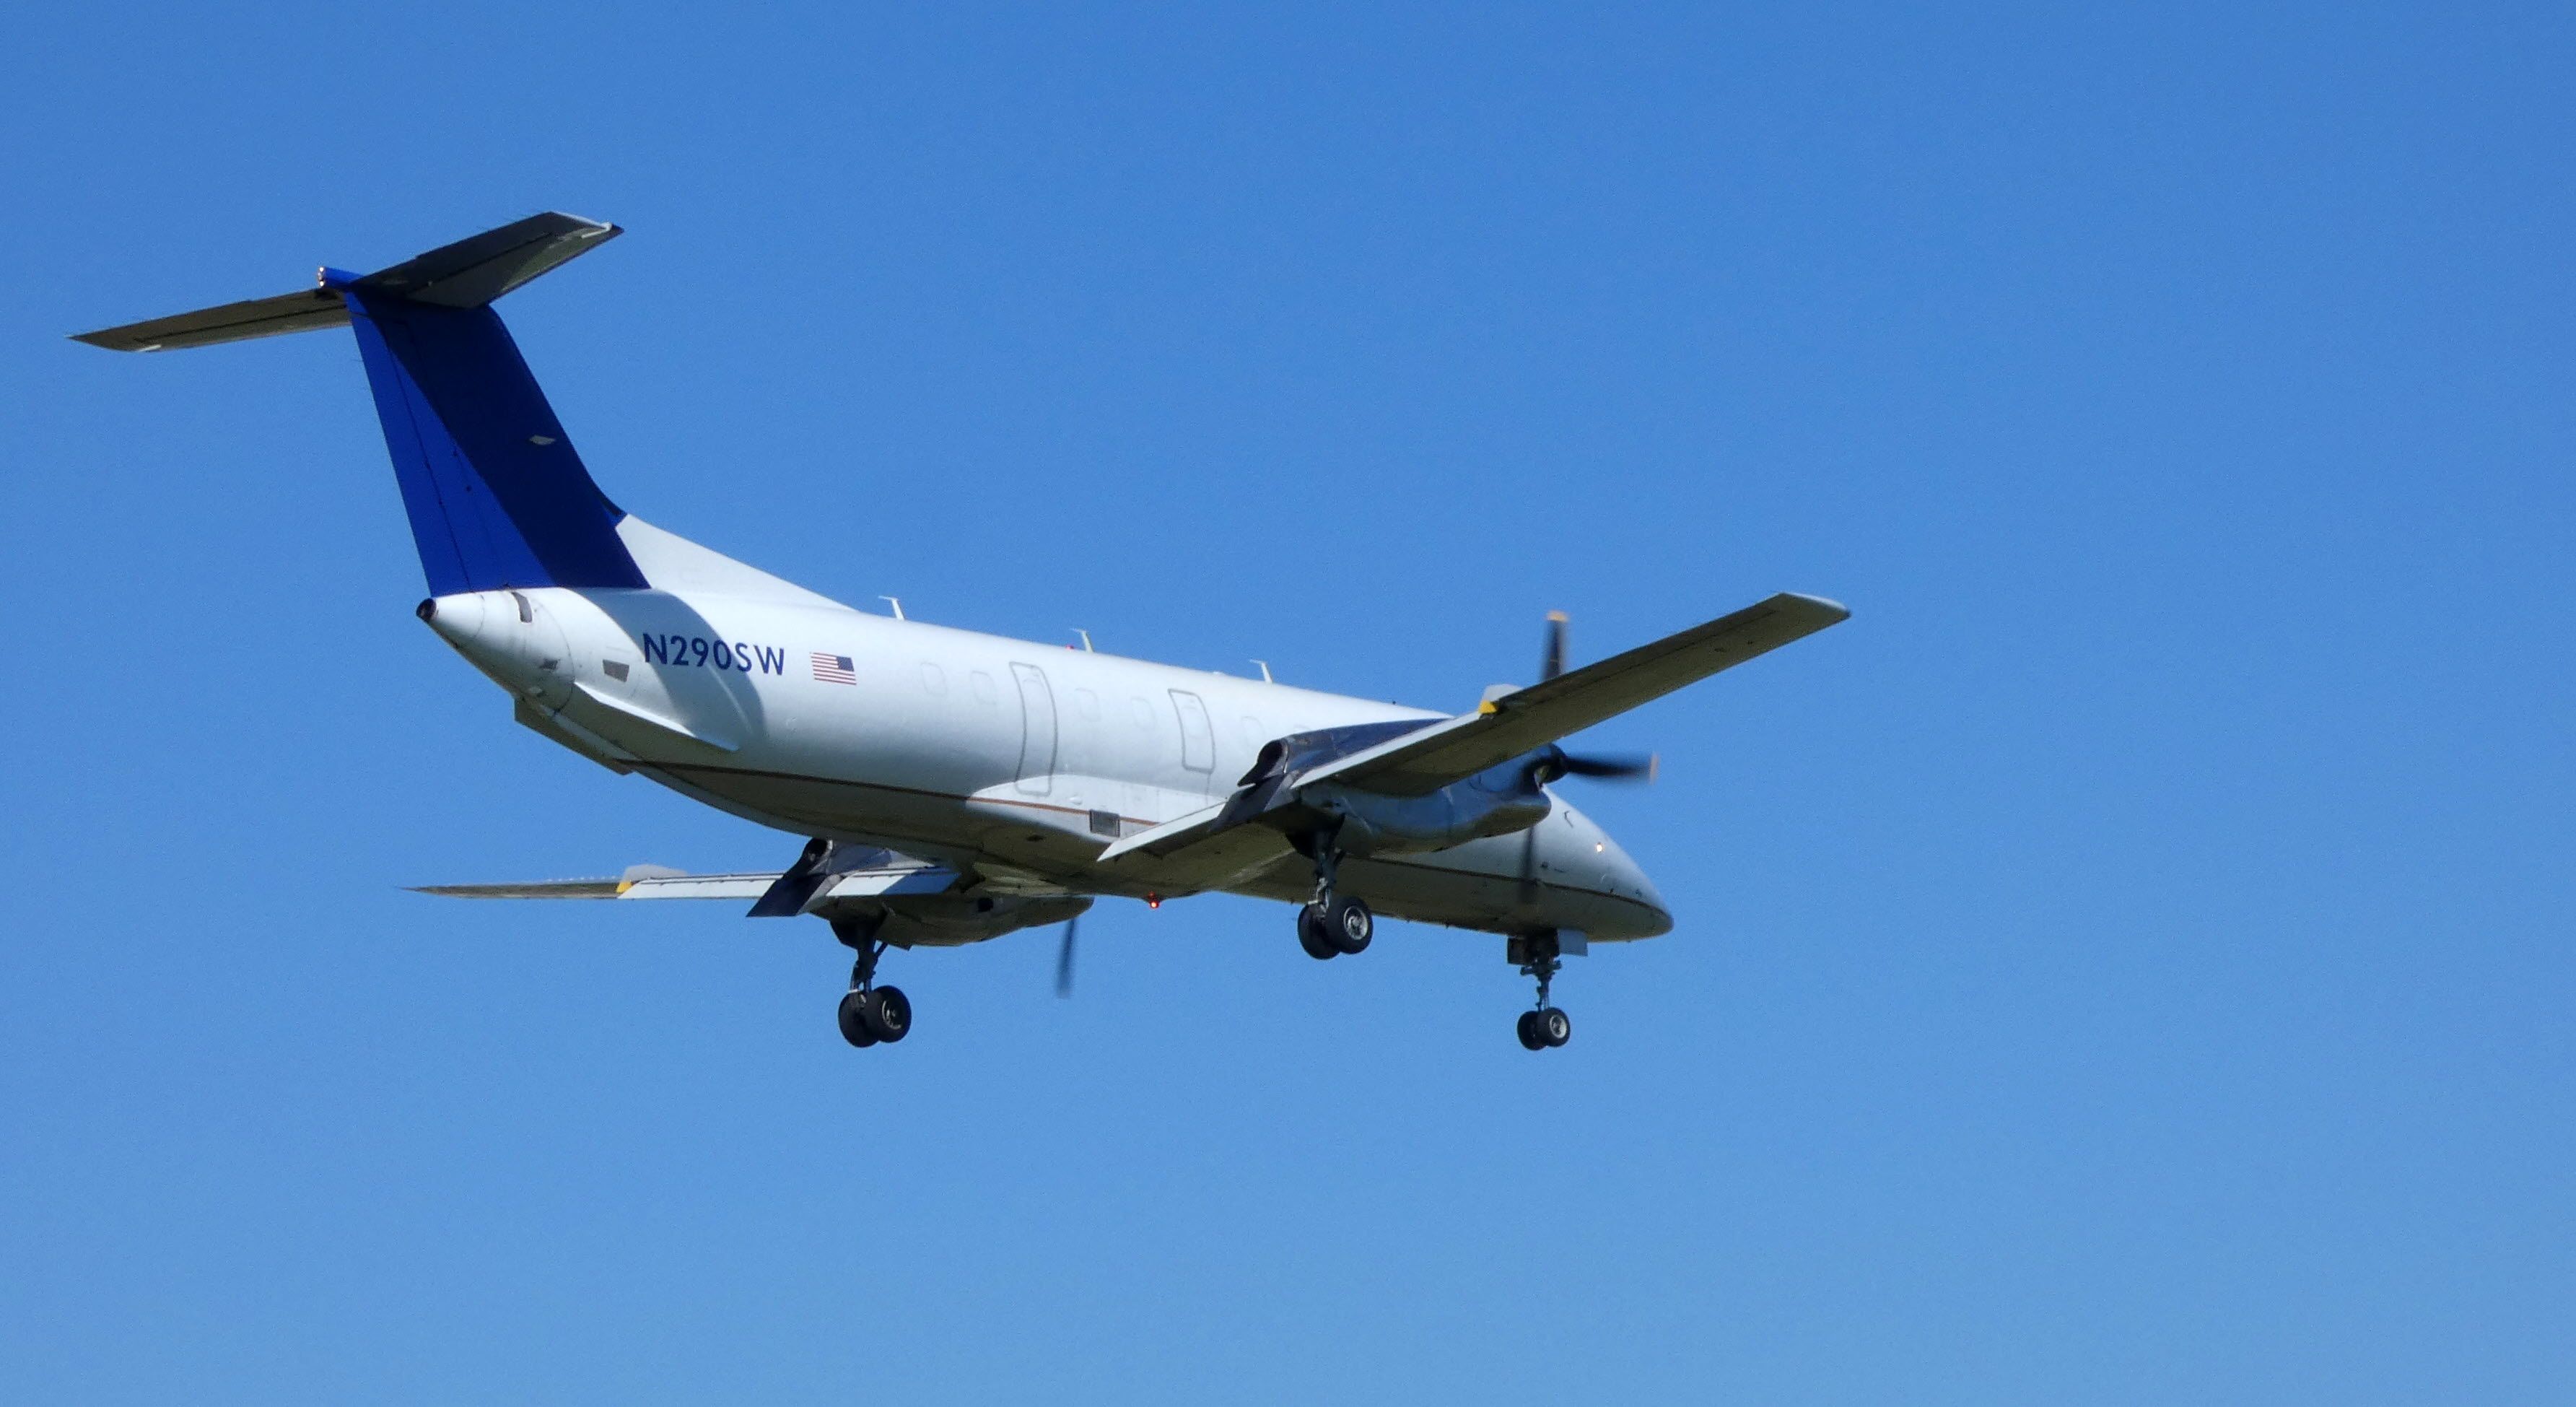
[
  {"left": 832, "top": 916, "right": 911, "bottom": 1047},
  {"left": 1295, "top": 833, "right": 1372, "bottom": 959},
  {"left": 1509, "top": 931, "right": 1571, "bottom": 1050}
]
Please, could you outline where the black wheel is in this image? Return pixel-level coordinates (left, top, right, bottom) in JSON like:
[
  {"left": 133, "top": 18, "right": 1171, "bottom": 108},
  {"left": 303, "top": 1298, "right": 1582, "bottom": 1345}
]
[
  {"left": 1516, "top": 1010, "right": 1547, "bottom": 1050},
  {"left": 1296, "top": 905, "right": 1337, "bottom": 960},
  {"left": 837, "top": 990, "right": 879, "bottom": 1047},
  {"left": 863, "top": 985, "right": 912, "bottom": 1043},
  {"left": 1324, "top": 894, "right": 1373, "bottom": 954},
  {"left": 1538, "top": 1006, "right": 1571, "bottom": 1047}
]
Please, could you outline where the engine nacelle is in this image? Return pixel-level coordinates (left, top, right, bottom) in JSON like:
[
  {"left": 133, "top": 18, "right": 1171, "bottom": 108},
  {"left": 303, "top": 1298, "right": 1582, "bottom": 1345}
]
[
  {"left": 1301, "top": 762, "right": 1552, "bottom": 857},
  {"left": 818, "top": 892, "right": 1090, "bottom": 948}
]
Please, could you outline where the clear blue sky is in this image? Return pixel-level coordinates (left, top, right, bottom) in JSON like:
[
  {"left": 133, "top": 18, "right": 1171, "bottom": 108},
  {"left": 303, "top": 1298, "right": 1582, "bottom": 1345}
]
[{"left": 3, "top": 4, "right": 2567, "bottom": 1401}]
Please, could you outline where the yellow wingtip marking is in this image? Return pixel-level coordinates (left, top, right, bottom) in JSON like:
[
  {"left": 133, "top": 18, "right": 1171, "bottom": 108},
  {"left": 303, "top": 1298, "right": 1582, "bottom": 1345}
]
[
  {"left": 615, "top": 879, "right": 634, "bottom": 894},
  {"left": 1478, "top": 700, "right": 1498, "bottom": 715}
]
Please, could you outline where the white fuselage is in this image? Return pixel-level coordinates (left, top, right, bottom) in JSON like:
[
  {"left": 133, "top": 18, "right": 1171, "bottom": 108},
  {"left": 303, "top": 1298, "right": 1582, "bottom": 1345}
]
[{"left": 426, "top": 566, "right": 1671, "bottom": 944}]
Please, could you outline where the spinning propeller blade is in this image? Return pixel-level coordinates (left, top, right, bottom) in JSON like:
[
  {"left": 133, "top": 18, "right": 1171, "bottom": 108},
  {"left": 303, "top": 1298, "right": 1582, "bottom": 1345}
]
[
  {"left": 1054, "top": 913, "right": 1079, "bottom": 998},
  {"left": 1557, "top": 752, "right": 1656, "bottom": 783},
  {"left": 1524, "top": 613, "right": 1656, "bottom": 788}
]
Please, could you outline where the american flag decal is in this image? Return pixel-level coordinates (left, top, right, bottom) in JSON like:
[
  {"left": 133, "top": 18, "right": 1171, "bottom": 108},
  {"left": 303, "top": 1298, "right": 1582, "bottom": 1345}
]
[{"left": 811, "top": 653, "right": 857, "bottom": 685}]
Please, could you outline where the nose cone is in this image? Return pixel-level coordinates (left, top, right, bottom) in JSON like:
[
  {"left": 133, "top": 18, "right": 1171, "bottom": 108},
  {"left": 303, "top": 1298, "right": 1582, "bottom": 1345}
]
[
  {"left": 422, "top": 590, "right": 572, "bottom": 706},
  {"left": 1548, "top": 802, "right": 1673, "bottom": 941},
  {"left": 1626, "top": 860, "right": 1672, "bottom": 935},
  {"left": 1604, "top": 848, "right": 1673, "bottom": 939}
]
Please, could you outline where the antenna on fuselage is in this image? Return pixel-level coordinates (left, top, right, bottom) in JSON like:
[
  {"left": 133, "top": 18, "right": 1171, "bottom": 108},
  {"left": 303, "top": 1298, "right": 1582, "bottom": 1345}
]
[
  {"left": 1073, "top": 629, "right": 1094, "bottom": 653},
  {"left": 879, "top": 596, "right": 905, "bottom": 621},
  {"left": 1251, "top": 659, "right": 1273, "bottom": 683}
]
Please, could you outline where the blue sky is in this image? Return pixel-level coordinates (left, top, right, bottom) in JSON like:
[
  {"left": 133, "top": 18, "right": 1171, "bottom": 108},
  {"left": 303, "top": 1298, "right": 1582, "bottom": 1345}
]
[{"left": 3, "top": 3, "right": 2568, "bottom": 1401}]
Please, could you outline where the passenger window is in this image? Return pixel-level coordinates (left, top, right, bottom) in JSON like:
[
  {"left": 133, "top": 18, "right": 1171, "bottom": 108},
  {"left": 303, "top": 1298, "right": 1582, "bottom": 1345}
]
[
  {"left": 971, "top": 671, "right": 997, "bottom": 705},
  {"left": 919, "top": 662, "right": 946, "bottom": 695},
  {"left": 1074, "top": 688, "right": 1101, "bottom": 720}
]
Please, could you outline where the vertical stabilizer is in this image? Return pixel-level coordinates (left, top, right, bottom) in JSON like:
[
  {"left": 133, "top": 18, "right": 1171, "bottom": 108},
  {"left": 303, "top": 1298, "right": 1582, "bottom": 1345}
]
[
  {"left": 75, "top": 213, "right": 649, "bottom": 596},
  {"left": 341, "top": 287, "right": 645, "bottom": 595}
]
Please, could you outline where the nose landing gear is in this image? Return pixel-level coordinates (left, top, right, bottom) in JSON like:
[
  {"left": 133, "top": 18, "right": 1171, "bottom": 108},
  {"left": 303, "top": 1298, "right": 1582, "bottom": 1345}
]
[
  {"left": 832, "top": 916, "right": 911, "bottom": 1047},
  {"left": 1509, "top": 931, "right": 1571, "bottom": 1050}
]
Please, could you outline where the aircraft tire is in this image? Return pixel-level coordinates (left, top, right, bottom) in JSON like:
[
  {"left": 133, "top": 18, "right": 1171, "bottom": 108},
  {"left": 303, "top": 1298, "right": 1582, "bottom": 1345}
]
[
  {"left": 1325, "top": 894, "right": 1374, "bottom": 955},
  {"left": 838, "top": 991, "right": 880, "bottom": 1047},
  {"left": 1516, "top": 1011, "right": 1547, "bottom": 1050},
  {"left": 1296, "top": 905, "right": 1338, "bottom": 960},
  {"left": 1538, "top": 1007, "right": 1571, "bottom": 1047},
  {"left": 863, "top": 985, "right": 913, "bottom": 1043}
]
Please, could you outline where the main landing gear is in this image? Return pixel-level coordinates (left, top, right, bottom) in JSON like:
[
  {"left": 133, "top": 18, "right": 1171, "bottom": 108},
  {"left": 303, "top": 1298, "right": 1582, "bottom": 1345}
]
[
  {"left": 1294, "top": 837, "right": 1373, "bottom": 960},
  {"left": 1510, "top": 932, "right": 1571, "bottom": 1051},
  {"left": 832, "top": 917, "right": 911, "bottom": 1048}
]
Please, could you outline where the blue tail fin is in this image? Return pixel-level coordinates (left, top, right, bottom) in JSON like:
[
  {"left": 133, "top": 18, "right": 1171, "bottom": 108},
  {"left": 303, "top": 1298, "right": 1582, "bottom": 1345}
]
[{"left": 75, "top": 213, "right": 648, "bottom": 596}]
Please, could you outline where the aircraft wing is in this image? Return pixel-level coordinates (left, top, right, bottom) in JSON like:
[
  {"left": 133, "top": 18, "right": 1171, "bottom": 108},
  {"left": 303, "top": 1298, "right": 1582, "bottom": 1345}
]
[
  {"left": 1093, "top": 801, "right": 1306, "bottom": 889},
  {"left": 413, "top": 860, "right": 957, "bottom": 904},
  {"left": 1297, "top": 592, "right": 1848, "bottom": 796},
  {"left": 414, "top": 854, "right": 1088, "bottom": 948},
  {"left": 1094, "top": 592, "right": 1847, "bottom": 881}
]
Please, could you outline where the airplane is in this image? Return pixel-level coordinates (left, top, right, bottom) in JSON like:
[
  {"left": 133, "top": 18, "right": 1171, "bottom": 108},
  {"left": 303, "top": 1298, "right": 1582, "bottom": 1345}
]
[{"left": 76, "top": 212, "right": 1847, "bottom": 1052}]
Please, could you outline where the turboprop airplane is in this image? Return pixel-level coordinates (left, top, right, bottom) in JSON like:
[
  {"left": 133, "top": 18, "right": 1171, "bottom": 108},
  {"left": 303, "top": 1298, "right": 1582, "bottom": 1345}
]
[{"left": 77, "top": 213, "right": 1847, "bottom": 1052}]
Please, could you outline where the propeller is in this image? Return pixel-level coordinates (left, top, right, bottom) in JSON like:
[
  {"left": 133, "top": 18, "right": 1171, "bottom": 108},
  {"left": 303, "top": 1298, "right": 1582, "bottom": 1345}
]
[
  {"left": 1054, "top": 912, "right": 1079, "bottom": 998},
  {"left": 1540, "top": 609, "right": 1568, "bottom": 683},
  {"left": 1534, "top": 747, "right": 1657, "bottom": 784},
  {"left": 1516, "top": 611, "right": 1656, "bottom": 903},
  {"left": 1526, "top": 612, "right": 1657, "bottom": 785}
]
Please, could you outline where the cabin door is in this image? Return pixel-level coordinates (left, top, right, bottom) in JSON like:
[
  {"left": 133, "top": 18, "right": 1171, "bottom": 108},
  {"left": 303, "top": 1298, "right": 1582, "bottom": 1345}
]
[{"left": 1010, "top": 663, "right": 1058, "bottom": 796}]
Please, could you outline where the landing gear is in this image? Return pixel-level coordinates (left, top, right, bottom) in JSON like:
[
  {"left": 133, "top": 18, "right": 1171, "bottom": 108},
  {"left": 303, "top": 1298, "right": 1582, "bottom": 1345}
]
[
  {"left": 856, "top": 985, "right": 910, "bottom": 1042},
  {"left": 837, "top": 990, "right": 880, "bottom": 1047},
  {"left": 1509, "top": 931, "right": 1571, "bottom": 1050},
  {"left": 1293, "top": 832, "right": 1374, "bottom": 957},
  {"left": 1324, "top": 894, "right": 1372, "bottom": 954},
  {"left": 1515, "top": 1006, "right": 1571, "bottom": 1050},
  {"left": 1296, "top": 893, "right": 1374, "bottom": 958},
  {"left": 1297, "top": 905, "right": 1338, "bottom": 960},
  {"left": 832, "top": 917, "right": 910, "bottom": 1047}
]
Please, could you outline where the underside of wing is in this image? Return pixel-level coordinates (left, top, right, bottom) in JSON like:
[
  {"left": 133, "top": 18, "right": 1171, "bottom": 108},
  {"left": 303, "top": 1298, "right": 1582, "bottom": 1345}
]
[
  {"left": 411, "top": 858, "right": 958, "bottom": 904},
  {"left": 411, "top": 852, "right": 1088, "bottom": 949},
  {"left": 1095, "top": 805, "right": 1306, "bottom": 890}
]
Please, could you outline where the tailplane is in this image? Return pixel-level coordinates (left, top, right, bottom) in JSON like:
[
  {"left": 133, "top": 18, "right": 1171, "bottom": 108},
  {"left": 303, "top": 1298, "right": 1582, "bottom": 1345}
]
[{"left": 75, "top": 214, "right": 647, "bottom": 596}]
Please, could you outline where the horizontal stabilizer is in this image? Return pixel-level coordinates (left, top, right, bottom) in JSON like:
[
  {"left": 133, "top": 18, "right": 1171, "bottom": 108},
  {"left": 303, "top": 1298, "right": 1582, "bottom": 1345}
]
[
  {"left": 72, "top": 287, "right": 349, "bottom": 352},
  {"left": 344, "top": 212, "right": 619, "bottom": 308},
  {"left": 71, "top": 212, "right": 619, "bottom": 352}
]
